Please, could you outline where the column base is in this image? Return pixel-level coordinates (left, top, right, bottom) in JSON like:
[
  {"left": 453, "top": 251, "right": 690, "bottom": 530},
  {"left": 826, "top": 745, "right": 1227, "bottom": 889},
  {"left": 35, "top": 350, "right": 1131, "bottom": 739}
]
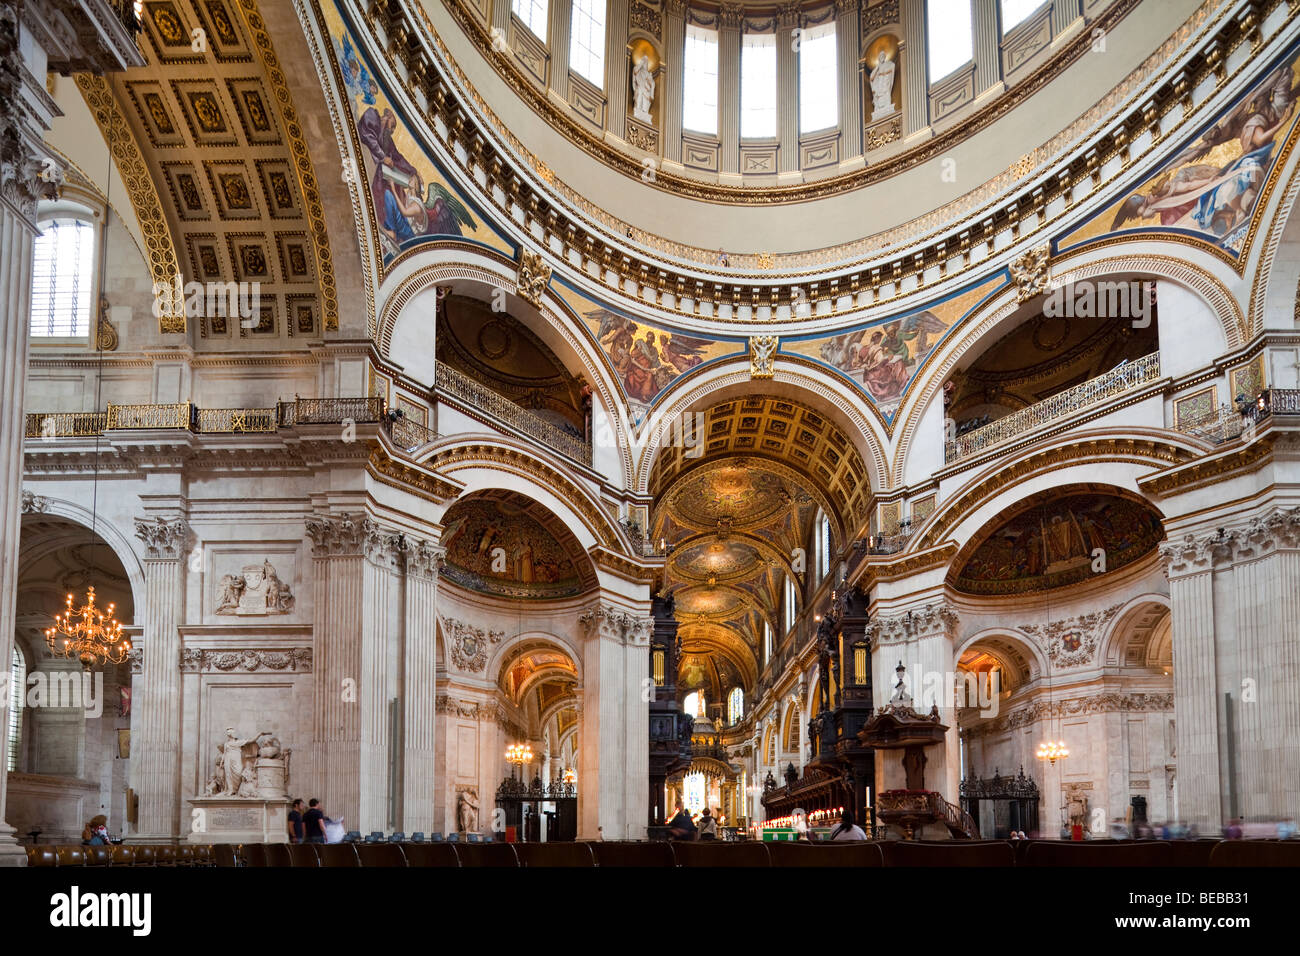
[{"left": 0, "top": 822, "right": 28, "bottom": 866}]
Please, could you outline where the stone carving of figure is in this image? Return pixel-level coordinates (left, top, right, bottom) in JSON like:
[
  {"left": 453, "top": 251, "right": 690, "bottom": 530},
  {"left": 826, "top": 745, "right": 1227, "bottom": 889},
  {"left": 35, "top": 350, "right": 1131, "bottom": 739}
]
[
  {"left": 217, "top": 728, "right": 269, "bottom": 797},
  {"left": 204, "top": 745, "right": 224, "bottom": 795},
  {"left": 1067, "top": 790, "right": 1088, "bottom": 828},
  {"left": 457, "top": 789, "right": 479, "bottom": 834},
  {"left": 215, "top": 574, "right": 245, "bottom": 613},
  {"left": 263, "top": 559, "right": 282, "bottom": 609},
  {"left": 870, "top": 48, "right": 896, "bottom": 120},
  {"left": 632, "top": 54, "right": 655, "bottom": 125}
]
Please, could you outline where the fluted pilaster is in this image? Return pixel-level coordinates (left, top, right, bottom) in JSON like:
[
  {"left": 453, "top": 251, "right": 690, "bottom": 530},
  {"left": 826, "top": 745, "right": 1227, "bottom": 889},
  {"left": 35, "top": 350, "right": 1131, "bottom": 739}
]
[
  {"left": 717, "top": 6, "right": 742, "bottom": 174},
  {"left": 132, "top": 517, "right": 189, "bottom": 841},
  {"left": 836, "top": 0, "right": 863, "bottom": 158},
  {"left": 548, "top": 0, "right": 573, "bottom": 102},
  {"left": 901, "top": 0, "right": 929, "bottom": 137},
  {"left": 401, "top": 539, "right": 443, "bottom": 832},
  {"left": 1051, "top": 0, "right": 1081, "bottom": 38},
  {"left": 972, "top": 0, "right": 1002, "bottom": 96},
  {"left": 360, "top": 521, "right": 402, "bottom": 832},
  {"left": 604, "top": 0, "right": 630, "bottom": 136},
  {"left": 662, "top": 1, "right": 686, "bottom": 162},
  {"left": 776, "top": 5, "right": 800, "bottom": 174}
]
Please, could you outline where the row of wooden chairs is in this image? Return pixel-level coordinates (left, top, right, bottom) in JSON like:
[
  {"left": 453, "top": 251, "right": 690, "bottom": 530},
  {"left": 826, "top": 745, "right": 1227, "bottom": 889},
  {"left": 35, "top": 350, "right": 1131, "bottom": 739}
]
[
  {"left": 26, "top": 845, "right": 217, "bottom": 867},
  {"left": 219, "top": 838, "right": 1300, "bottom": 867}
]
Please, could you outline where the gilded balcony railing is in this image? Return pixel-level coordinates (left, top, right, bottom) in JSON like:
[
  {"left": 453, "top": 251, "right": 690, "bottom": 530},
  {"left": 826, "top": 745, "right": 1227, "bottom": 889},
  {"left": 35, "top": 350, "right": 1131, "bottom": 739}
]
[
  {"left": 1175, "top": 403, "right": 1246, "bottom": 444},
  {"left": 277, "top": 397, "right": 385, "bottom": 426},
  {"left": 24, "top": 411, "right": 108, "bottom": 438},
  {"left": 945, "top": 351, "right": 1162, "bottom": 464},
  {"left": 387, "top": 416, "right": 440, "bottom": 452},
  {"left": 105, "top": 403, "right": 193, "bottom": 430},
  {"left": 196, "top": 408, "right": 278, "bottom": 433},
  {"left": 436, "top": 362, "right": 592, "bottom": 464}
]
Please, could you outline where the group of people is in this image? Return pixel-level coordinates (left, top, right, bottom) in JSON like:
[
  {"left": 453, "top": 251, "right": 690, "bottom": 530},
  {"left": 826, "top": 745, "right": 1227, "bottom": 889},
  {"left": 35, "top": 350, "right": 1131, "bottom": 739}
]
[
  {"left": 666, "top": 800, "right": 721, "bottom": 841},
  {"left": 286, "top": 798, "right": 331, "bottom": 844}
]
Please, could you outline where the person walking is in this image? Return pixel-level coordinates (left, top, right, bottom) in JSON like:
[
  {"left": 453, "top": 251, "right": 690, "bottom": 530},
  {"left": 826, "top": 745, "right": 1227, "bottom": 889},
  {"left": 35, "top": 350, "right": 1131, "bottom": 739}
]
[
  {"left": 303, "top": 798, "right": 327, "bottom": 843},
  {"left": 829, "top": 809, "right": 867, "bottom": 841},
  {"left": 667, "top": 799, "right": 696, "bottom": 841},
  {"left": 287, "top": 799, "right": 305, "bottom": 843}
]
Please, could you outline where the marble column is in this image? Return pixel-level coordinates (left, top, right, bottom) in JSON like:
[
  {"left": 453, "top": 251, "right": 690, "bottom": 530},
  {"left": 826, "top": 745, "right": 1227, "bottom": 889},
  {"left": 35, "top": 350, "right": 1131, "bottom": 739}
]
[
  {"left": 775, "top": 6, "right": 800, "bottom": 175},
  {"left": 972, "top": 0, "right": 1003, "bottom": 97},
  {"left": 132, "top": 517, "right": 189, "bottom": 842},
  {"left": 0, "top": 1, "right": 62, "bottom": 868},
  {"left": 400, "top": 538, "right": 443, "bottom": 833},
  {"left": 901, "top": 0, "right": 930, "bottom": 139},
  {"left": 835, "top": 0, "right": 863, "bottom": 159},
  {"left": 718, "top": 7, "right": 742, "bottom": 175},
  {"left": 603, "top": 0, "right": 630, "bottom": 138},
  {"left": 547, "top": 0, "right": 572, "bottom": 103},
  {"left": 578, "top": 602, "right": 650, "bottom": 840},
  {"left": 662, "top": 1, "right": 686, "bottom": 164},
  {"left": 304, "top": 513, "right": 365, "bottom": 829}
]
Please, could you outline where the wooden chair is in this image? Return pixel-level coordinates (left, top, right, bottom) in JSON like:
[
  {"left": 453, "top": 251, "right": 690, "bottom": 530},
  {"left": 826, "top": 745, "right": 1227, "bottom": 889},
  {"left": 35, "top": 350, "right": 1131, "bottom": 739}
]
[
  {"left": 55, "top": 845, "right": 87, "bottom": 867},
  {"left": 453, "top": 842, "right": 520, "bottom": 867},
  {"left": 317, "top": 843, "right": 362, "bottom": 867},
  {"left": 240, "top": 843, "right": 268, "bottom": 867},
  {"left": 1164, "top": 839, "right": 1218, "bottom": 867},
  {"left": 1024, "top": 840, "right": 1171, "bottom": 867},
  {"left": 401, "top": 842, "right": 460, "bottom": 867},
  {"left": 356, "top": 843, "right": 409, "bottom": 867},
  {"left": 264, "top": 843, "right": 293, "bottom": 867},
  {"left": 156, "top": 845, "right": 177, "bottom": 866},
  {"left": 287, "top": 843, "right": 321, "bottom": 867},
  {"left": 111, "top": 845, "right": 136, "bottom": 866},
  {"left": 213, "top": 844, "right": 239, "bottom": 867},
  {"left": 513, "top": 842, "right": 596, "bottom": 867},
  {"left": 587, "top": 841, "right": 675, "bottom": 867},
  {"left": 671, "top": 841, "right": 771, "bottom": 867},
  {"left": 133, "top": 845, "right": 158, "bottom": 866},
  {"left": 176, "top": 846, "right": 195, "bottom": 866},
  {"left": 84, "top": 845, "right": 114, "bottom": 866},
  {"left": 26, "top": 846, "right": 58, "bottom": 867},
  {"left": 767, "top": 841, "right": 885, "bottom": 867},
  {"left": 1211, "top": 840, "right": 1300, "bottom": 867},
  {"left": 881, "top": 840, "right": 1016, "bottom": 867}
]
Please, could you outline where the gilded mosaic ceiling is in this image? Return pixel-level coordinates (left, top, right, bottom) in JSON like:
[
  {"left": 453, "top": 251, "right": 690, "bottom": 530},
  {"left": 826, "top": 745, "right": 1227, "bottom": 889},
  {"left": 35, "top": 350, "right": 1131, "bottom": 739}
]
[
  {"left": 441, "top": 490, "right": 597, "bottom": 599},
  {"left": 88, "top": 0, "right": 336, "bottom": 337}
]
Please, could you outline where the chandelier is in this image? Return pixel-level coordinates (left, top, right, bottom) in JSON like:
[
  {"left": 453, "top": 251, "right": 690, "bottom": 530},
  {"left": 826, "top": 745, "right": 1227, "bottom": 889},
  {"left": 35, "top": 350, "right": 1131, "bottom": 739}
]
[
  {"left": 562, "top": 767, "right": 576, "bottom": 785},
  {"left": 1035, "top": 739, "right": 1070, "bottom": 764},
  {"left": 46, "top": 587, "right": 130, "bottom": 668}
]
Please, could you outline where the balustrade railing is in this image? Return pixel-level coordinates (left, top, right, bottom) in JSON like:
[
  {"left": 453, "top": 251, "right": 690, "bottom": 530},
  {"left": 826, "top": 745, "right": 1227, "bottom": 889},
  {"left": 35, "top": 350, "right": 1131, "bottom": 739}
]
[
  {"left": 436, "top": 362, "right": 592, "bottom": 464},
  {"left": 945, "top": 351, "right": 1162, "bottom": 464},
  {"left": 196, "top": 408, "right": 277, "bottom": 433},
  {"left": 105, "top": 403, "right": 192, "bottom": 430},
  {"left": 24, "top": 411, "right": 108, "bottom": 438},
  {"left": 277, "top": 396, "right": 385, "bottom": 426},
  {"left": 387, "top": 416, "right": 440, "bottom": 452},
  {"left": 1175, "top": 403, "right": 1245, "bottom": 444}
]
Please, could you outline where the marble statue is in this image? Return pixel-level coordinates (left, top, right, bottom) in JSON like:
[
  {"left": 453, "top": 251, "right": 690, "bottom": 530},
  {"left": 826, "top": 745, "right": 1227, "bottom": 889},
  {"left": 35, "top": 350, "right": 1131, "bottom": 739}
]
[
  {"left": 632, "top": 54, "right": 655, "bottom": 125},
  {"left": 204, "top": 728, "right": 282, "bottom": 798},
  {"left": 870, "top": 49, "right": 896, "bottom": 120},
  {"left": 457, "top": 789, "right": 479, "bottom": 834}
]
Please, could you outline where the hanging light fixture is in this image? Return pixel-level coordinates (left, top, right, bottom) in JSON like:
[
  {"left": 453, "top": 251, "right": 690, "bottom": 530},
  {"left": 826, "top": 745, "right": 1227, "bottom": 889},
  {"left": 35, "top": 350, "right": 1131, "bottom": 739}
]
[
  {"left": 1034, "top": 504, "right": 1067, "bottom": 766},
  {"left": 45, "top": 117, "right": 127, "bottom": 671},
  {"left": 46, "top": 588, "right": 129, "bottom": 668}
]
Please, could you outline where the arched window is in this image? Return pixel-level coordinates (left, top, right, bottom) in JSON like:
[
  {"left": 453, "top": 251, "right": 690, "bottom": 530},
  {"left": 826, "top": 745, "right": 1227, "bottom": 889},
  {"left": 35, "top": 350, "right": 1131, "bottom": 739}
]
[
  {"left": 728, "top": 686, "right": 744, "bottom": 725},
  {"left": 684, "top": 770, "right": 706, "bottom": 812},
  {"left": 7, "top": 647, "right": 23, "bottom": 772},
  {"left": 569, "top": 0, "right": 606, "bottom": 87},
  {"left": 740, "top": 32, "right": 777, "bottom": 138},
  {"left": 797, "top": 21, "right": 837, "bottom": 133},
  {"left": 763, "top": 619, "right": 772, "bottom": 665},
  {"left": 1000, "top": 0, "right": 1045, "bottom": 32},
  {"left": 683, "top": 690, "right": 705, "bottom": 718},
  {"left": 815, "top": 512, "right": 831, "bottom": 582},
  {"left": 512, "top": 0, "right": 548, "bottom": 40},
  {"left": 683, "top": 24, "right": 719, "bottom": 134},
  {"left": 783, "top": 576, "right": 796, "bottom": 634},
  {"left": 30, "top": 216, "right": 96, "bottom": 338},
  {"left": 925, "top": 0, "right": 973, "bottom": 81}
]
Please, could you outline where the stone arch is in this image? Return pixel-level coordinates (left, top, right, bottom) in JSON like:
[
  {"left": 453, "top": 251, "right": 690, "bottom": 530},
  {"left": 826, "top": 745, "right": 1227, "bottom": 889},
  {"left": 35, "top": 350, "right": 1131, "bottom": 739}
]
[
  {"left": 1248, "top": 123, "right": 1300, "bottom": 335},
  {"left": 20, "top": 498, "right": 147, "bottom": 606},
  {"left": 1098, "top": 594, "right": 1173, "bottom": 669},
  {"left": 377, "top": 250, "right": 636, "bottom": 488},
  {"left": 491, "top": 632, "right": 584, "bottom": 700},
  {"left": 891, "top": 246, "right": 1244, "bottom": 486},
  {"left": 954, "top": 627, "right": 1049, "bottom": 693}
]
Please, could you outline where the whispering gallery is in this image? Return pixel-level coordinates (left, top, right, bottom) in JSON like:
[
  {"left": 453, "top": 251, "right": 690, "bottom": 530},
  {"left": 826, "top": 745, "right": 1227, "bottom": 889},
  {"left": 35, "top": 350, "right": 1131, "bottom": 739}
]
[{"left": 3, "top": 0, "right": 1300, "bottom": 899}]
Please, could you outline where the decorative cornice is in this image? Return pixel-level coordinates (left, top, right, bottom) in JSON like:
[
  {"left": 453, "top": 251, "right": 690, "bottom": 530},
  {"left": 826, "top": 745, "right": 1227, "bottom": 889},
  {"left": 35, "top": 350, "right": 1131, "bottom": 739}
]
[
  {"left": 442, "top": 617, "right": 505, "bottom": 672},
  {"left": 1141, "top": 434, "right": 1279, "bottom": 496},
  {"left": 1159, "top": 505, "right": 1300, "bottom": 574},
  {"left": 579, "top": 603, "right": 652, "bottom": 645},
  {"left": 304, "top": 512, "right": 366, "bottom": 556},
  {"left": 134, "top": 516, "right": 189, "bottom": 560},
  {"left": 866, "top": 601, "right": 959, "bottom": 645},
  {"left": 180, "top": 647, "right": 312, "bottom": 672},
  {"left": 0, "top": 2, "right": 59, "bottom": 226},
  {"left": 367, "top": 446, "right": 463, "bottom": 504},
  {"left": 967, "top": 692, "right": 1174, "bottom": 737}
]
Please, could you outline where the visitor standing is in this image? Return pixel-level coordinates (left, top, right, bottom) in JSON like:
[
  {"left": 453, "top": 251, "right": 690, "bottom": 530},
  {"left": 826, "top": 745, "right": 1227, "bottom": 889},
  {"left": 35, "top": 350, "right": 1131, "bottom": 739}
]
[
  {"left": 303, "top": 798, "right": 327, "bottom": 843},
  {"left": 699, "top": 807, "right": 718, "bottom": 841},
  {"left": 287, "top": 798, "right": 305, "bottom": 843},
  {"left": 667, "top": 799, "right": 696, "bottom": 841}
]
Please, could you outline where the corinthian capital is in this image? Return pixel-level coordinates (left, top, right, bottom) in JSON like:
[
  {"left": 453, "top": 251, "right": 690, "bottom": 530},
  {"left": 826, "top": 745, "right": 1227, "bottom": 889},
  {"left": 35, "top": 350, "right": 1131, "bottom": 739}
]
[
  {"left": 405, "top": 539, "right": 447, "bottom": 579},
  {"left": 363, "top": 519, "right": 404, "bottom": 570},
  {"left": 865, "top": 600, "right": 959, "bottom": 645},
  {"left": 135, "top": 516, "right": 189, "bottom": 560},
  {"left": 305, "top": 512, "right": 365, "bottom": 556},
  {"left": 579, "top": 602, "right": 648, "bottom": 644}
]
